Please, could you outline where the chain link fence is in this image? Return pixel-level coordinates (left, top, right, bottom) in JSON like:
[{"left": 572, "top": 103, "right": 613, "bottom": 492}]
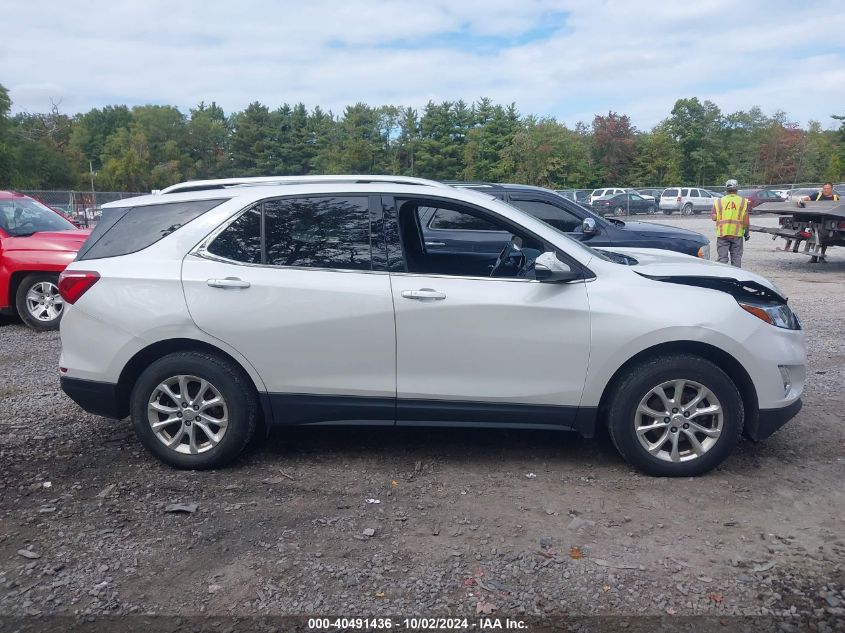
[{"left": 20, "top": 190, "right": 141, "bottom": 227}]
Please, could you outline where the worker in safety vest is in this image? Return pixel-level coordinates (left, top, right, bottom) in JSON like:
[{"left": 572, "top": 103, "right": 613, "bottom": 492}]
[
  {"left": 711, "top": 179, "right": 750, "bottom": 268},
  {"left": 800, "top": 182, "right": 840, "bottom": 204}
]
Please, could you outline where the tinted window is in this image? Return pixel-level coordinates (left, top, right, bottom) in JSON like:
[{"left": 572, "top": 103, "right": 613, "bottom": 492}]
[
  {"left": 681, "top": 189, "right": 689, "bottom": 196},
  {"left": 429, "top": 208, "right": 498, "bottom": 231},
  {"left": 207, "top": 207, "right": 261, "bottom": 264},
  {"left": 664, "top": 188, "right": 678, "bottom": 197},
  {"left": 264, "top": 196, "right": 372, "bottom": 270},
  {"left": 78, "top": 199, "right": 226, "bottom": 261},
  {"left": 510, "top": 198, "right": 581, "bottom": 233}
]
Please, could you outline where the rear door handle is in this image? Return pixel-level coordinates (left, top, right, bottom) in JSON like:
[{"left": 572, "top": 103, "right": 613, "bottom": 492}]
[
  {"left": 401, "top": 288, "right": 446, "bottom": 301},
  {"left": 207, "top": 277, "right": 251, "bottom": 289}
]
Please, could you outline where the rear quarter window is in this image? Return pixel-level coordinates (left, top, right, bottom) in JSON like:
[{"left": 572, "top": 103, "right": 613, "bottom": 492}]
[{"left": 77, "top": 199, "right": 227, "bottom": 261}]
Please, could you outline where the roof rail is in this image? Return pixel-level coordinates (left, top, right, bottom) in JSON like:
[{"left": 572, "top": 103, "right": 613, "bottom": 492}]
[{"left": 158, "top": 175, "right": 448, "bottom": 195}]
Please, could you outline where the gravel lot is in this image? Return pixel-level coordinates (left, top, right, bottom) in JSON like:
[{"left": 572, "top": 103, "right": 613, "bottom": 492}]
[{"left": 1, "top": 215, "right": 843, "bottom": 629}]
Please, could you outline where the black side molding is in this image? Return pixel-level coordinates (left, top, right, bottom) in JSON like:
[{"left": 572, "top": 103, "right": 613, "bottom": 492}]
[
  {"left": 60, "top": 377, "right": 127, "bottom": 419},
  {"left": 745, "top": 398, "right": 802, "bottom": 441}
]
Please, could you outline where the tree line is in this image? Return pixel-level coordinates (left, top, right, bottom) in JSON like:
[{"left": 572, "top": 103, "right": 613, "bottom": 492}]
[{"left": 1, "top": 83, "right": 843, "bottom": 193}]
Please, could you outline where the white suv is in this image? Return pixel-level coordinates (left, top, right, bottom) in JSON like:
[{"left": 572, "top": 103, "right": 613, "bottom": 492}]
[
  {"left": 659, "top": 187, "right": 717, "bottom": 215},
  {"left": 58, "top": 175, "right": 805, "bottom": 477}
]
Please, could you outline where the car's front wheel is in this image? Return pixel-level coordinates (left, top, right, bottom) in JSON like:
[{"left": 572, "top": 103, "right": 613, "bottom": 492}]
[
  {"left": 647, "top": 204, "right": 657, "bottom": 214},
  {"left": 606, "top": 354, "right": 744, "bottom": 476},
  {"left": 15, "top": 273, "right": 64, "bottom": 331},
  {"left": 130, "top": 351, "right": 258, "bottom": 469},
  {"left": 614, "top": 206, "right": 625, "bottom": 216}
]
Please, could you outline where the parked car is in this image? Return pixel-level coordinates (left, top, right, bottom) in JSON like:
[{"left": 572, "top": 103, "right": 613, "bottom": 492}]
[
  {"left": 58, "top": 174, "right": 805, "bottom": 477},
  {"left": 555, "top": 189, "right": 591, "bottom": 205},
  {"left": 0, "top": 191, "right": 91, "bottom": 330},
  {"left": 659, "top": 187, "right": 718, "bottom": 215},
  {"left": 449, "top": 182, "right": 709, "bottom": 258},
  {"left": 591, "top": 192, "right": 658, "bottom": 216},
  {"left": 737, "top": 189, "right": 788, "bottom": 212},
  {"left": 636, "top": 188, "right": 664, "bottom": 205},
  {"left": 590, "top": 187, "right": 626, "bottom": 204}
]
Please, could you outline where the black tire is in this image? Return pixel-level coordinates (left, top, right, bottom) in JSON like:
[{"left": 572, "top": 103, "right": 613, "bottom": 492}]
[
  {"left": 647, "top": 205, "right": 656, "bottom": 214},
  {"left": 15, "top": 273, "right": 63, "bottom": 331},
  {"left": 606, "top": 354, "right": 744, "bottom": 477},
  {"left": 614, "top": 206, "right": 625, "bottom": 216},
  {"left": 662, "top": 209, "right": 673, "bottom": 215},
  {"left": 682, "top": 203, "right": 694, "bottom": 216},
  {"left": 130, "top": 351, "right": 258, "bottom": 469}
]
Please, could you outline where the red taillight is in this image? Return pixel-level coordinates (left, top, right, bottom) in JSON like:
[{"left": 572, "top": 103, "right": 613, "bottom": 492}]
[
  {"left": 676, "top": 196, "right": 682, "bottom": 203},
  {"left": 58, "top": 270, "right": 100, "bottom": 304},
  {"left": 838, "top": 221, "right": 845, "bottom": 230}
]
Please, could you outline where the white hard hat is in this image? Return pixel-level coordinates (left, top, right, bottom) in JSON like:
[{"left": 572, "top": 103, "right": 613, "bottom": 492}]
[{"left": 725, "top": 179, "right": 739, "bottom": 190}]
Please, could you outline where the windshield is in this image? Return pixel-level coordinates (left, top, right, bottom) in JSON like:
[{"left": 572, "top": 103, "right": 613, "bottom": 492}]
[{"left": 0, "top": 198, "right": 75, "bottom": 236}]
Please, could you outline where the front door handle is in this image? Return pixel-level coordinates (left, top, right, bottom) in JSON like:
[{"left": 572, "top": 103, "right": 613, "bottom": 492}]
[
  {"left": 207, "top": 277, "right": 251, "bottom": 289},
  {"left": 424, "top": 241, "right": 446, "bottom": 247},
  {"left": 401, "top": 288, "right": 446, "bottom": 301}
]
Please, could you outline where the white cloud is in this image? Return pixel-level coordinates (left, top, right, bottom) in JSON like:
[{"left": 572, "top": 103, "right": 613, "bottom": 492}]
[{"left": 1, "top": 0, "right": 844, "bottom": 129}]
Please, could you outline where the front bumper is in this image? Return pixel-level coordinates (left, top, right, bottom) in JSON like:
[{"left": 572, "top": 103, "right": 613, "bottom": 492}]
[
  {"left": 60, "top": 376, "right": 127, "bottom": 419},
  {"left": 745, "top": 398, "right": 802, "bottom": 441}
]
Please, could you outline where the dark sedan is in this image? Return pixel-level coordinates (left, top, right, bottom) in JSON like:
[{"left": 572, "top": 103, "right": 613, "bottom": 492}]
[
  {"left": 592, "top": 192, "right": 658, "bottom": 216},
  {"left": 444, "top": 182, "right": 711, "bottom": 259}
]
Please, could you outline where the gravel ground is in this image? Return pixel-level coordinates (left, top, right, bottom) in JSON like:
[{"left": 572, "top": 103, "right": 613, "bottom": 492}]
[{"left": 0, "top": 215, "right": 843, "bottom": 630}]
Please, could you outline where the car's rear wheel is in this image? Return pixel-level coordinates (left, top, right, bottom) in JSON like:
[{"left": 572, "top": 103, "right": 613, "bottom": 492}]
[
  {"left": 681, "top": 203, "right": 694, "bottom": 215},
  {"left": 15, "top": 273, "right": 64, "bottom": 331},
  {"left": 130, "top": 351, "right": 258, "bottom": 469},
  {"left": 606, "top": 354, "right": 744, "bottom": 477}
]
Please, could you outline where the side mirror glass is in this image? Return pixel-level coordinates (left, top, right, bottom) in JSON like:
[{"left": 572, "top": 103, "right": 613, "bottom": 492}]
[
  {"left": 534, "top": 252, "right": 581, "bottom": 283},
  {"left": 582, "top": 217, "right": 597, "bottom": 235}
]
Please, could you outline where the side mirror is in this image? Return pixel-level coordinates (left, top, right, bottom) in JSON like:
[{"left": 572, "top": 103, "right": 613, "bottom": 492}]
[
  {"left": 534, "top": 252, "right": 581, "bottom": 283},
  {"left": 582, "top": 217, "right": 597, "bottom": 235}
]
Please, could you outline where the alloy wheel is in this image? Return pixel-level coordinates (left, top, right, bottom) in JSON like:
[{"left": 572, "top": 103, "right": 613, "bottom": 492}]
[
  {"left": 634, "top": 379, "right": 723, "bottom": 463},
  {"left": 25, "top": 281, "right": 64, "bottom": 322},
  {"left": 147, "top": 375, "right": 229, "bottom": 454}
]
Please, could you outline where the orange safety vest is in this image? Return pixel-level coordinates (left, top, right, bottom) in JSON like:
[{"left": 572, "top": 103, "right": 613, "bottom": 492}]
[{"left": 712, "top": 194, "right": 749, "bottom": 238}]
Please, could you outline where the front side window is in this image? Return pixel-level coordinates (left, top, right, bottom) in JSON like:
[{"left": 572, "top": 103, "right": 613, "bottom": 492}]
[
  {"left": 0, "top": 198, "right": 75, "bottom": 236},
  {"left": 509, "top": 198, "right": 582, "bottom": 233},
  {"left": 427, "top": 207, "right": 498, "bottom": 231}
]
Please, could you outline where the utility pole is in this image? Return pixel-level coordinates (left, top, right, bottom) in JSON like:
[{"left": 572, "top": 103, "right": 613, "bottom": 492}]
[{"left": 89, "top": 161, "right": 96, "bottom": 228}]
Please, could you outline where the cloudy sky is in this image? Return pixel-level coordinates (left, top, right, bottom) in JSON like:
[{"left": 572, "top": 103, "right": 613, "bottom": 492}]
[{"left": 2, "top": 0, "right": 844, "bottom": 129}]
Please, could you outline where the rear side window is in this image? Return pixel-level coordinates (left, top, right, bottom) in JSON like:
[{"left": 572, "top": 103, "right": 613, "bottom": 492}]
[
  {"left": 428, "top": 207, "right": 498, "bottom": 231},
  {"left": 681, "top": 188, "right": 689, "bottom": 196},
  {"left": 206, "top": 207, "right": 261, "bottom": 264},
  {"left": 264, "top": 196, "right": 372, "bottom": 270},
  {"left": 77, "top": 199, "right": 226, "bottom": 261},
  {"left": 207, "top": 196, "right": 373, "bottom": 271}
]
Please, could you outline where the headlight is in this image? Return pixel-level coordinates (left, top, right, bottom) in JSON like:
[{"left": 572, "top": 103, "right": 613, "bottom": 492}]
[{"left": 738, "top": 301, "right": 801, "bottom": 330}]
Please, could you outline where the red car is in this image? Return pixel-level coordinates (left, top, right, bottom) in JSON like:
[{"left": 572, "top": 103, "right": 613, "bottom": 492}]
[
  {"left": 737, "top": 188, "right": 787, "bottom": 212},
  {"left": 0, "top": 191, "right": 91, "bottom": 330}
]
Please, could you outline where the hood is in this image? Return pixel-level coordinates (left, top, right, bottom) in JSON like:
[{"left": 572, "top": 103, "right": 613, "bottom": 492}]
[
  {"left": 619, "top": 221, "right": 706, "bottom": 241},
  {"left": 600, "top": 246, "right": 785, "bottom": 298},
  {"left": 2, "top": 229, "right": 91, "bottom": 253}
]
